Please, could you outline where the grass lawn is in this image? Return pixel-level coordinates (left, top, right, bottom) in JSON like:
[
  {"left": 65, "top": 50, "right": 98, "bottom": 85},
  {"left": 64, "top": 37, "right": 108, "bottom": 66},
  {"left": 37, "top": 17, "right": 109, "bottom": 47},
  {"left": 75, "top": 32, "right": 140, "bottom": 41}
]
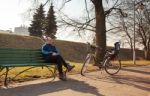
[
  {"left": 0, "top": 60, "right": 150, "bottom": 85},
  {"left": 121, "top": 60, "right": 150, "bottom": 66}
]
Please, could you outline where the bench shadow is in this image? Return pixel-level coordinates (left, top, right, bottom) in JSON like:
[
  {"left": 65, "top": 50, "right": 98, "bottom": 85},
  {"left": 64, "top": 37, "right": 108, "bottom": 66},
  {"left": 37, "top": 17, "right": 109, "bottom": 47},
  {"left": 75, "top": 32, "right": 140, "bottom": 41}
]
[{"left": 0, "top": 78, "right": 104, "bottom": 96}]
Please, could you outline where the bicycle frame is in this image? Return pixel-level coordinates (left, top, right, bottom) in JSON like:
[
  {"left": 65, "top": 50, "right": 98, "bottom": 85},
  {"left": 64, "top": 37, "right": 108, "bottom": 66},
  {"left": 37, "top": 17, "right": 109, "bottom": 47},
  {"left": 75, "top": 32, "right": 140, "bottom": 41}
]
[{"left": 81, "top": 42, "right": 121, "bottom": 76}]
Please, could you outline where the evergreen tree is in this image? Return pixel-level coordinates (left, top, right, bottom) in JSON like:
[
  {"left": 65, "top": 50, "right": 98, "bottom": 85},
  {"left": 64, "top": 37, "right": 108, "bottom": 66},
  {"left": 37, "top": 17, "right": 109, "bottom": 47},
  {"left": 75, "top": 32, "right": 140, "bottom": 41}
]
[
  {"left": 28, "top": 4, "right": 45, "bottom": 37},
  {"left": 45, "top": 3, "right": 57, "bottom": 39}
]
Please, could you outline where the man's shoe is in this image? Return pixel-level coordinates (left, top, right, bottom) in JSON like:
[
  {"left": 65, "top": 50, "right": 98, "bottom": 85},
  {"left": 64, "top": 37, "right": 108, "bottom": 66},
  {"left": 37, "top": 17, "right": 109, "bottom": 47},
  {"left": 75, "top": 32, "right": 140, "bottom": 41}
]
[
  {"left": 59, "top": 73, "right": 67, "bottom": 81},
  {"left": 67, "top": 65, "right": 75, "bottom": 72}
]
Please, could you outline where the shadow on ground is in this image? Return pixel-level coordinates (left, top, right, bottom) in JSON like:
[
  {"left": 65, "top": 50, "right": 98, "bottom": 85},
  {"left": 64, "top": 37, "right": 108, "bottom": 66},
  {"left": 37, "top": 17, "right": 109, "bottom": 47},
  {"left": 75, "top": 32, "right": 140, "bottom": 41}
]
[
  {"left": 0, "top": 78, "right": 104, "bottom": 96},
  {"left": 109, "top": 74, "right": 150, "bottom": 91},
  {"left": 83, "top": 66, "right": 150, "bottom": 92},
  {"left": 121, "top": 67, "right": 150, "bottom": 75}
]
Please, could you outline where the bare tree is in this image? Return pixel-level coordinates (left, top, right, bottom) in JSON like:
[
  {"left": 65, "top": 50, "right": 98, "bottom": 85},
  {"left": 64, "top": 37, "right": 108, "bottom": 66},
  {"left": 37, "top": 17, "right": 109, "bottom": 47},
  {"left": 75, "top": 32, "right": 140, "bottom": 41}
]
[
  {"left": 57, "top": 0, "right": 122, "bottom": 63},
  {"left": 136, "top": 2, "right": 150, "bottom": 60},
  {"left": 29, "top": 0, "right": 125, "bottom": 63},
  {"left": 109, "top": 0, "right": 150, "bottom": 60}
]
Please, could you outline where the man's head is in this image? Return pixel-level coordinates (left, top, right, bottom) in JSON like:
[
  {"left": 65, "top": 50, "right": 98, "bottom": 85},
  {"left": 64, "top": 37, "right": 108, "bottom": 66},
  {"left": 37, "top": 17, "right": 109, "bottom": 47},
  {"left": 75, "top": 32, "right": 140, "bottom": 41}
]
[
  {"left": 114, "top": 41, "right": 120, "bottom": 50},
  {"left": 43, "top": 36, "right": 54, "bottom": 44}
]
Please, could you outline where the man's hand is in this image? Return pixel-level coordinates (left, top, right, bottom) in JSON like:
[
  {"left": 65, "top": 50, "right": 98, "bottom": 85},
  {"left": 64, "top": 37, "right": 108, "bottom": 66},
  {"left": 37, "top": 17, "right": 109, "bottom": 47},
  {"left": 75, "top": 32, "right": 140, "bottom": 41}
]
[{"left": 52, "top": 52, "right": 59, "bottom": 56}]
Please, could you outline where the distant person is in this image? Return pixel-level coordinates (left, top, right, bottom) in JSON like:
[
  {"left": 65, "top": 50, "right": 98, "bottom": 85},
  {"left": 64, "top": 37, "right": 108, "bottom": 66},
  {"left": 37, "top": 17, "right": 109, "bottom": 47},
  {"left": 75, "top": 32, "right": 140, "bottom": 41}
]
[
  {"left": 110, "top": 42, "right": 120, "bottom": 59},
  {"left": 41, "top": 36, "right": 75, "bottom": 81},
  {"left": 111, "top": 42, "right": 120, "bottom": 55}
]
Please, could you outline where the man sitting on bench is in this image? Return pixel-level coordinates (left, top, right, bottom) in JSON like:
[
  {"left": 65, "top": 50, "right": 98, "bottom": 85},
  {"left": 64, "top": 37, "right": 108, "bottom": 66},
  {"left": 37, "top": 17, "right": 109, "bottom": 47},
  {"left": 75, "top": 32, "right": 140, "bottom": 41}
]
[{"left": 41, "top": 36, "right": 75, "bottom": 81}]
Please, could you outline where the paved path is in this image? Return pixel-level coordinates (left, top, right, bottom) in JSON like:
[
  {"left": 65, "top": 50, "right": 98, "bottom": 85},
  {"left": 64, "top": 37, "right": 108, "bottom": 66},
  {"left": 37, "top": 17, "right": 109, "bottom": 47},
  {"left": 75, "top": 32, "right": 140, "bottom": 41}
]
[{"left": 0, "top": 65, "right": 150, "bottom": 96}]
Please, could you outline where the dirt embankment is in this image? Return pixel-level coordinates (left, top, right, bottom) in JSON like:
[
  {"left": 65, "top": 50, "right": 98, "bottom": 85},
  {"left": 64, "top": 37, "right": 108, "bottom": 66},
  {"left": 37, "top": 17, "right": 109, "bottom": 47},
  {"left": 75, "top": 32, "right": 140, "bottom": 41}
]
[
  {"left": 0, "top": 33, "right": 145, "bottom": 62},
  {"left": 0, "top": 33, "right": 87, "bottom": 62}
]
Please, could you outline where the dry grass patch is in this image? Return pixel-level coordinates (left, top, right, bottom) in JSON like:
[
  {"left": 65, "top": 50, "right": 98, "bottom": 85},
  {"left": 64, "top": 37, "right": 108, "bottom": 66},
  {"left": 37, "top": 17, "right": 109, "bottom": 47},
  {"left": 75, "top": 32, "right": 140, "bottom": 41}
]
[
  {"left": 0, "top": 62, "right": 98, "bottom": 83},
  {"left": 121, "top": 60, "right": 150, "bottom": 66},
  {"left": 0, "top": 60, "right": 149, "bottom": 86}
]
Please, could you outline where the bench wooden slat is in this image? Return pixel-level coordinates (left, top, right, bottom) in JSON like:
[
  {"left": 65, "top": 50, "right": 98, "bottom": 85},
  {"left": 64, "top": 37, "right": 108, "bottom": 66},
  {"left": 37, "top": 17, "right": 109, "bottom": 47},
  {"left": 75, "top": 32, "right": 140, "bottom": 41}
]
[
  {"left": 0, "top": 63, "right": 54, "bottom": 67},
  {"left": 0, "top": 54, "right": 42, "bottom": 58},
  {"left": 0, "top": 60, "right": 45, "bottom": 63},
  {"left": 0, "top": 57, "right": 43, "bottom": 61},
  {"left": 0, "top": 48, "right": 57, "bottom": 86},
  {"left": 0, "top": 48, "right": 40, "bottom": 51},
  {"left": 0, "top": 48, "right": 47, "bottom": 67},
  {"left": 0, "top": 51, "right": 41, "bottom": 54}
]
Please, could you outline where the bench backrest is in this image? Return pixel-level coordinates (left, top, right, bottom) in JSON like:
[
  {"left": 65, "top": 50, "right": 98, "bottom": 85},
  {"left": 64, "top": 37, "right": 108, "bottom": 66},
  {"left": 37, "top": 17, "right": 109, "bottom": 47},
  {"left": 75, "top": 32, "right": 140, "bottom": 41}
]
[{"left": 0, "top": 48, "right": 46, "bottom": 67}]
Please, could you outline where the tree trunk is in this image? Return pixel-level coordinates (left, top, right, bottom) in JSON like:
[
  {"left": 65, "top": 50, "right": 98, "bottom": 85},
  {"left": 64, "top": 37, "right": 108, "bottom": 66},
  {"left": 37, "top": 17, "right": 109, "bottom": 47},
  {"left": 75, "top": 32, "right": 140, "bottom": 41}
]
[
  {"left": 92, "top": 0, "right": 106, "bottom": 64},
  {"left": 144, "top": 47, "right": 150, "bottom": 60}
]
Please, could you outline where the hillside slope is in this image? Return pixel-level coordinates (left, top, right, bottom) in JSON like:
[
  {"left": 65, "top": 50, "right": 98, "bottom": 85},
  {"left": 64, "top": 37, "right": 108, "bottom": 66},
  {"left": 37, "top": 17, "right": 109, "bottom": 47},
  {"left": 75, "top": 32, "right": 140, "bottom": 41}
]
[
  {"left": 0, "top": 33, "right": 87, "bottom": 62},
  {"left": 0, "top": 33, "right": 144, "bottom": 62},
  {"left": 0, "top": 33, "right": 44, "bottom": 48}
]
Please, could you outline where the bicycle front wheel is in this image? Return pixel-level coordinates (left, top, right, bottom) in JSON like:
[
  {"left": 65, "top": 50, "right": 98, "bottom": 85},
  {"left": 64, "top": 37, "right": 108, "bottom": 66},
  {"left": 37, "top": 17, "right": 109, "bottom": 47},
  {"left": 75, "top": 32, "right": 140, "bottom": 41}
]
[
  {"left": 104, "top": 57, "right": 121, "bottom": 75},
  {"left": 81, "top": 54, "right": 92, "bottom": 76}
]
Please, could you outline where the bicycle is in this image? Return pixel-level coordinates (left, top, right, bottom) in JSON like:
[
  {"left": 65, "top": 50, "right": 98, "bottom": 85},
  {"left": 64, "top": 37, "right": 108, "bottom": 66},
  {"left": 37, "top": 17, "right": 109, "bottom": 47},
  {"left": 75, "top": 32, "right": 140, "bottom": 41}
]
[{"left": 81, "top": 42, "right": 121, "bottom": 76}]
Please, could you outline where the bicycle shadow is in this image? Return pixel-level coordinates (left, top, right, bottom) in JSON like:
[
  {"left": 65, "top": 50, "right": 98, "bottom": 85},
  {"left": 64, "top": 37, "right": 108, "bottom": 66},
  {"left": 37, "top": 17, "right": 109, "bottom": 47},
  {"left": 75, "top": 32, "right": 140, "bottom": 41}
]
[
  {"left": 83, "top": 70, "right": 150, "bottom": 92},
  {"left": 121, "top": 67, "right": 150, "bottom": 75},
  {"left": 0, "top": 78, "right": 104, "bottom": 96},
  {"left": 109, "top": 74, "right": 150, "bottom": 91}
]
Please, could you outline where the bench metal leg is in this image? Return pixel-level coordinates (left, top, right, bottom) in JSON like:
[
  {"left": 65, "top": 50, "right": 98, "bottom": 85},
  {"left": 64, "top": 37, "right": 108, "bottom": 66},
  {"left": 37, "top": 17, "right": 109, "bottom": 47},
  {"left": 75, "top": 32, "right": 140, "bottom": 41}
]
[
  {"left": 45, "top": 66, "right": 56, "bottom": 81},
  {"left": 4, "top": 67, "right": 9, "bottom": 86},
  {"left": 53, "top": 65, "right": 67, "bottom": 77},
  {"left": 0, "top": 67, "right": 4, "bottom": 72},
  {"left": 0, "top": 67, "right": 14, "bottom": 78},
  {"left": 12, "top": 66, "right": 37, "bottom": 80},
  {"left": 53, "top": 65, "right": 57, "bottom": 75},
  {"left": 53, "top": 65, "right": 67, "bottom": 79}
]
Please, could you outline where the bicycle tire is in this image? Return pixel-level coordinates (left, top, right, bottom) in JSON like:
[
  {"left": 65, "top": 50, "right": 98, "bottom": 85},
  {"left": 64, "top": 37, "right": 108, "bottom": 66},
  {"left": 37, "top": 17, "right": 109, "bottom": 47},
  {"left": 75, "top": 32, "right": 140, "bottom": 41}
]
[
  {"left": 81, "top": 55, "right": 91, "bottom": 76},
  {"left": 104, "top": 57, "right": 121, "bottom": 75}
]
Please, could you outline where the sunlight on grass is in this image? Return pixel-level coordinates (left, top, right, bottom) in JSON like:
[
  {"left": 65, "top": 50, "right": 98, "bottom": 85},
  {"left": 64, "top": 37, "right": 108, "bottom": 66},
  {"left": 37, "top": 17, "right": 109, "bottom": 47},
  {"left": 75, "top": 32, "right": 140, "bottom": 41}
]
[
  {"left": 0, "top": 60, "right": 149, "bottom": 83},
  {"left": 67, "top": 61, "right": 97, "bottom": 74},
  {"left": 0, "top": 61, "right": 96, "bottom": 82},
  {"left": 0, "top": 62, "right": 83, "bottom": 82},
  {"left": 121, "top": 60, "right": 150, "bottom": 65}
]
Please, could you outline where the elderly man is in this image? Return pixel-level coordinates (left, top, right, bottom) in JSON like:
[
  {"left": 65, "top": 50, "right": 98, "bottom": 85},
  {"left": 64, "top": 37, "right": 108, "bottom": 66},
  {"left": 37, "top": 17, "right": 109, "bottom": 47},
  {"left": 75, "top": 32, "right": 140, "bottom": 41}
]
[{"left": 41, "top": 36, "right": 75, "bottom": 81}]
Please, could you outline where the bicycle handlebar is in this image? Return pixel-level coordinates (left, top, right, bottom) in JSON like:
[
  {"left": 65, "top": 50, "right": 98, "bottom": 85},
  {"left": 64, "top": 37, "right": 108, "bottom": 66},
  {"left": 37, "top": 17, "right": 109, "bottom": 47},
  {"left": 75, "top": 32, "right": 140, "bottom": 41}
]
[
  {"left": 86, "top": 41, "right": 121, "bottom": 53},
  {"left": 86, "top": 42, "right": 102, "bottom": 53}
]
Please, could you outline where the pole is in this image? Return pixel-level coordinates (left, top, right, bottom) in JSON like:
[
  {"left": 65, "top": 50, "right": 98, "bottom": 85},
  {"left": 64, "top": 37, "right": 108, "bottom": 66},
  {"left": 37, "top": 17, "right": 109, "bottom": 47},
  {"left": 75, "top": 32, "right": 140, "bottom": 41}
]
[{"left": 133, "top": 0, "right": 136, "bottom": 65}]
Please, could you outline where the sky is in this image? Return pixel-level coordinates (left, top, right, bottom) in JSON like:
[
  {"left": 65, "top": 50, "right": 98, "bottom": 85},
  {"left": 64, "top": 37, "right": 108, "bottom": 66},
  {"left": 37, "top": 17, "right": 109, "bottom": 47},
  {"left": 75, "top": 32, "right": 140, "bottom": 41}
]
[
  {"left": 0, "top": 0, "right": 30, "bottom": 30},
  {"left": 0, "top": 0, "right": 95, "bottom": 43},
  {"left": 0, "top": 0, "right": 86, "bottom": 30},
  {"left": 0, "top": 0, "right": 120, "bottom": 46}
]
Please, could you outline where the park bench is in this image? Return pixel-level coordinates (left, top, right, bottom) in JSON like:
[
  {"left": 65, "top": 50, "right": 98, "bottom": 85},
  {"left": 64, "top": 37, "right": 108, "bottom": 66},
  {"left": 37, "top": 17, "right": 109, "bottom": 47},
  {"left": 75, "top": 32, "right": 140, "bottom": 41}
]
[{"left": 0, "top": 48, "right": 57, "bottom": 86}]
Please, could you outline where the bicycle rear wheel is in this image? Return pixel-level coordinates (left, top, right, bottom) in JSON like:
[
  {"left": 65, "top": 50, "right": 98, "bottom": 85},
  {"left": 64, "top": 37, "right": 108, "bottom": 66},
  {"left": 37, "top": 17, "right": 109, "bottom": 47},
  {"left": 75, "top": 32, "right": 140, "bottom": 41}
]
[
  {"left": 104, "top": 57, "right": 121, "bottom": 75},
  {"left": 81, "top": 54, "right": 93, "bottom": 76}
]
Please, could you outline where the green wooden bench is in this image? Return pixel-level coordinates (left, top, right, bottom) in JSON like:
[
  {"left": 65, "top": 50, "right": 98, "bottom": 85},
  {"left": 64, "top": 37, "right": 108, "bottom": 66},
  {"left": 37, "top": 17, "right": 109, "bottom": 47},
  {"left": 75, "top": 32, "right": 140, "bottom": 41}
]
[{"left": 0, "top": 48, "right": 57, "bottom": 86}]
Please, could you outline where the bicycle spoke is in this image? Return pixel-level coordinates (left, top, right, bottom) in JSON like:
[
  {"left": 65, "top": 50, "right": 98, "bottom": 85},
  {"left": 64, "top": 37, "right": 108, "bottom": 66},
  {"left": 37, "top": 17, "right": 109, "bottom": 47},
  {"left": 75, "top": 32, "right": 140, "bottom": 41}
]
[
  {"left": 81, "top": 55, "right": 94, "bottom": 76},
  {"left": 104, "top": 58, "right": 121, "bottom": 75}
]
